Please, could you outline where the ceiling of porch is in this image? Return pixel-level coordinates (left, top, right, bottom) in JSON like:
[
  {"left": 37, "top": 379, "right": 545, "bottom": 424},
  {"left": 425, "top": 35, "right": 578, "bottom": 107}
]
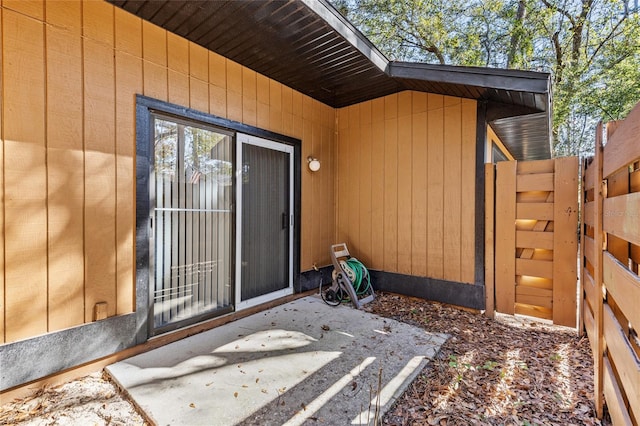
[{"left": 108, "top": 0, "right": 552, "bottom": 160}]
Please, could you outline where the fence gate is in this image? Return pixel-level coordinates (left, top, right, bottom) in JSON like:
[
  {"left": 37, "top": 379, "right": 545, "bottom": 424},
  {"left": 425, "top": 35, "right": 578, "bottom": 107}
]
[{"left": 485, "top": 157, "right": 579, "bottom": 327}]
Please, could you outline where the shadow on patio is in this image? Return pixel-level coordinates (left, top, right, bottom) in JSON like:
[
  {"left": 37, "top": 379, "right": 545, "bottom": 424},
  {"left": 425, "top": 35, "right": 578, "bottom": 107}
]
[{"left": 106, "top": 296, "right": 447, "bottom": 425}]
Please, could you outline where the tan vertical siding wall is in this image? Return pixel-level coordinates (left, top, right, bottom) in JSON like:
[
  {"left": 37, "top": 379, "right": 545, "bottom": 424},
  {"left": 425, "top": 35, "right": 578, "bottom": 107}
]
[
  {"left": 336, "top": 92, "right": 477, "bottom": 283},
  {"left": 0, "top": 0, "right": 335, "bottom": 344}
]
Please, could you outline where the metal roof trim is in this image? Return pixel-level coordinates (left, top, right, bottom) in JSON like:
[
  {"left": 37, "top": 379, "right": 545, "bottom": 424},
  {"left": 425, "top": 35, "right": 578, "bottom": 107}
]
[
  {"left": 389, "top": 62, "right": 551, "bottom": 95},
  {"left": 300, "top": 0, "right": 390, "bottom": 73}
]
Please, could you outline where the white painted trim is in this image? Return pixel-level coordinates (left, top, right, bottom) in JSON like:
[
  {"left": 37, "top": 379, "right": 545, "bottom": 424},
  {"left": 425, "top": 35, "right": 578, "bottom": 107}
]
[{"left": 235, "top": 133, "right": 295, "bottom": 311}]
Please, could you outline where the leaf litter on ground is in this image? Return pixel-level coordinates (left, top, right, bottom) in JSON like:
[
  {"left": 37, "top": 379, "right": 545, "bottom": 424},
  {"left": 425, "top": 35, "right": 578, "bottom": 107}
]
[{"left": 363, "top": 292, "right": 609, "bottom": 426}]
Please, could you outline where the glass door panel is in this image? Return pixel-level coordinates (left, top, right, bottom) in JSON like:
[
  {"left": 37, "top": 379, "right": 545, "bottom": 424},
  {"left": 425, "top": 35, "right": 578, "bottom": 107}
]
[{"left": 152, "top": 116, "right": 233, "bottom": 332}]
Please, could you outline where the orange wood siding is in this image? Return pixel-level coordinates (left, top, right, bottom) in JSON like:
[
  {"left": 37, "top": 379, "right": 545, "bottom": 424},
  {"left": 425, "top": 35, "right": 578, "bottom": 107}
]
[
  {"left": 83, "top": 3, "right": 117, "bottom": 322},
  {"left": 3, "top": 6, "right": 48, "bottom": 342},
  {"left": 336, "top": 93, "right": 477, "bottom": 282},
  {"left": 427, "top": 94, "right": 445, "bottom": 279},
  {"left": 370, "top": 99, "right": 385, "bottom": 270},
  {"left": 46, "top": 0, "right": 85, "bottom": 330},
  {"left": 0, "top": 0, "right": 335, "bottom": 343},
  {"left": 114, "top": 6, "right": 143, "bottom": 316},
  {"left": 383, "top": 95, "right": 398, "bottom": 272},
  {"left": 460, "top": 101, "right": 476, "bottom": 283},
  {"left": 0, "top": 4, "right": 4, "bottom": 342}
]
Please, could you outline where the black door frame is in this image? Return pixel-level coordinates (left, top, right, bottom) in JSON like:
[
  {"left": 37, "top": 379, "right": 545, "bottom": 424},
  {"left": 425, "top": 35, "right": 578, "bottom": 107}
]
[{"left": 135, "top": 95, "right": 301, "bottom": 340}]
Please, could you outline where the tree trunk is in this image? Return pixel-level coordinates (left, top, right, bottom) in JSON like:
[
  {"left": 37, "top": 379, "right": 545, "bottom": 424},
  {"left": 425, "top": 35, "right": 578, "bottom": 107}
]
[
  {"left": 570, "top": 0, "right": 593, "bottom": 66},
  {"left": 507, "top": 0, "right": 527, "bottom": 68}
]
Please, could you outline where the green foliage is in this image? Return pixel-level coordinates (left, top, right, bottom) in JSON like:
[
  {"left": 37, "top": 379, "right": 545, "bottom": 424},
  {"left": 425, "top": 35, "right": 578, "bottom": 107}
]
[
  {"left": 331, "top": 0, "right": 640, "bottom": 157},
  {"left": 447, "top": 354, "right": 458, "bottom": 368},
  {"left": 481, "top": 360, "right": 499, "bottom": 370}
]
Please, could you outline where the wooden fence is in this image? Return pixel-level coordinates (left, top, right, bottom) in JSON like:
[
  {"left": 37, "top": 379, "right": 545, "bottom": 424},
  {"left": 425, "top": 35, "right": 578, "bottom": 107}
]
[
  {"left": 581, "top": 102, "right": 640, "bottom": 423},
  {"left": 486, "top": 157, "right": 579, "bottom": 327}
]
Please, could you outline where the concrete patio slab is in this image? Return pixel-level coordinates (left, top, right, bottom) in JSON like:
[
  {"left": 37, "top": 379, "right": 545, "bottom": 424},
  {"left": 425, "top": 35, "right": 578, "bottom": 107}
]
[{"left": 106, "top": 296, "right": 447, "bottom": 425}]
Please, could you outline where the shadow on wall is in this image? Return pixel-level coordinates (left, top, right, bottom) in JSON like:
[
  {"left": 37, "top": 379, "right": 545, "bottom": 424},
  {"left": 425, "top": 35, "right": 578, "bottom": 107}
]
[{"left": 2, "top": 142, "right": 134, "bottom": 344}]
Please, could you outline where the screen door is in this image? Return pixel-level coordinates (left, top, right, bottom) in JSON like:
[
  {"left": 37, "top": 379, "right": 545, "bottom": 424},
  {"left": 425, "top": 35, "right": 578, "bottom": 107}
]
[{"left": 236, "top": 134, "right": 294, "bottom": 310}]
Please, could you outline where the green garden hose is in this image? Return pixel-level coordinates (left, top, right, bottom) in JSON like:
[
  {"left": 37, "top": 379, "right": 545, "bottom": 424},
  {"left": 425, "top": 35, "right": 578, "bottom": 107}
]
[{"left": 339, "top": 258, "right": 371, "bottom": 295}]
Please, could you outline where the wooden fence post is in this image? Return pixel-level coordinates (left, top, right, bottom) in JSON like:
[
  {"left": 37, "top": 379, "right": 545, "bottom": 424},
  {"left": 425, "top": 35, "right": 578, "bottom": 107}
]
[
  {"left": 578, "top": 158, "right": 585, "bottom": 338},
  {"left": 495, "top": 161, "right": 517, "bottom": 314}
]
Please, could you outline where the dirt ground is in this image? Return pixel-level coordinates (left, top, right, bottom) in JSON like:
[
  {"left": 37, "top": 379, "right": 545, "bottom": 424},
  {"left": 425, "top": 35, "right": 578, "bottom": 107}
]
[
  {"left": 0, "top": 292, "right": 607, "bottom": 425},
  {"left": 0, "top": 372, "right": 147, "bottom": 426}
]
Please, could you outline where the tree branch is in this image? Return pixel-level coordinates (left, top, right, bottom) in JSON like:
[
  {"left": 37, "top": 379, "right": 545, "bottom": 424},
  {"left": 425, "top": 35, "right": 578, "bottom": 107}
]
[
  {"left": 539, "top": 0, "right": 575, "bottom": 26},
  {"left": 398, "top": 34, "right": 446, "bottom": 64},
  {"left": 552, "top": 30, "right": 564, "bottom": 83},
  {"left": 585, "top": 15, "right": 627, "bottom": 69}
]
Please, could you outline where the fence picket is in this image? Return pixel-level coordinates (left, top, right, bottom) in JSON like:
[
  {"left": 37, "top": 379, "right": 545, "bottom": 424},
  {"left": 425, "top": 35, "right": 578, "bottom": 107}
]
[
  {"left": 553, "top": 156, "right": 579, "bottom": 327},
  {"left": 495, "top": 161, "right": 517, "bottom": 315}
]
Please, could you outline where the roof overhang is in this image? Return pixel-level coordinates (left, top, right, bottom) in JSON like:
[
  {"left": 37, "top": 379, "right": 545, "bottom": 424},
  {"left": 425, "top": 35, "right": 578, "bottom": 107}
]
[{"left": 109, "top": 0, "right": 552, "bottom": 160}]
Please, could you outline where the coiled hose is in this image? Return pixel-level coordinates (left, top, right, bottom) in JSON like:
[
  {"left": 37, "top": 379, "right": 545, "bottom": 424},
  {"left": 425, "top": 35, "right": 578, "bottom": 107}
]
[{"left": 339, "top": 258, "right": 371, "bottom": 295}]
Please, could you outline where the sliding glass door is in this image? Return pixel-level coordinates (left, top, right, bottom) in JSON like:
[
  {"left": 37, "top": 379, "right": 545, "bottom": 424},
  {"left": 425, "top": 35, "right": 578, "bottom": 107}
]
[{"left": 150, "top": 118, "right": 294, "bottom": 333}]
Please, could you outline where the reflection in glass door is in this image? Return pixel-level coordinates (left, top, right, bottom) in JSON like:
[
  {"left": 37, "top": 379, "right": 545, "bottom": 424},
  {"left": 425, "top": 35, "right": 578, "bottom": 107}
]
[
  {"left": 152, "top": 116, "right": 233, "bottom": 332},
  {"left": 236, "top": 134, "right": 294, "bottom": 310}
]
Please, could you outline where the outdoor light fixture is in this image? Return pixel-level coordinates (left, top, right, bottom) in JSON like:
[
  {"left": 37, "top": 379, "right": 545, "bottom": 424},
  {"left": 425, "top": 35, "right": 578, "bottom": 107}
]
[{"left": 307, "top": 156, "right": 321, "bottom": 172}]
